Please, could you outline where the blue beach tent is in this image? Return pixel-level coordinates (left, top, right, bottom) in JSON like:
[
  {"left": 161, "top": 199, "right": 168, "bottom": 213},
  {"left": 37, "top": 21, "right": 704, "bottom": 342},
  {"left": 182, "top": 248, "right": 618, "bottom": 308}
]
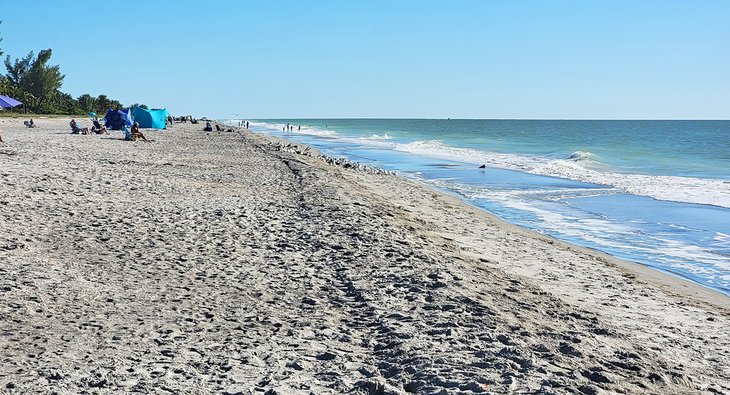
[
  {"left": 103, "top": 108, "right": 133, "bottom": 130},
  {"left": 133, "top": 107, "right": 168, "bottom": 129}
]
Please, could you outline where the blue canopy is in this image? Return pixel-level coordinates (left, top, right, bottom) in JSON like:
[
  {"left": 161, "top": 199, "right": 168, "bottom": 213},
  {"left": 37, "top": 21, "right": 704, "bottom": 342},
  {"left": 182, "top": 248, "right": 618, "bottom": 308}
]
[
  {"left": 0, "top": 95, "right": 23, "bottom": 109},
  {"left": 133, "top": 107, "right": 168, "bottom": 129},
  {"left": 103, "top": 108, "right": 133, "bottom": 130}
]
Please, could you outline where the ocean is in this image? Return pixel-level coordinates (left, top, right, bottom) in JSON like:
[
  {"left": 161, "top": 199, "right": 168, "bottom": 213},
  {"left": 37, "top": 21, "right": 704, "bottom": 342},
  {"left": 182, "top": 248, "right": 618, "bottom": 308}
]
[{"left": 230, "top": 119, "right": 730, "bottom": 296}]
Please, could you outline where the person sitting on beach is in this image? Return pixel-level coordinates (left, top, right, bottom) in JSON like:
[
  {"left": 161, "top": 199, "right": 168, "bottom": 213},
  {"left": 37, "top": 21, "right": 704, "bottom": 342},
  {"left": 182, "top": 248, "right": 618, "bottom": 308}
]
[
  {"left": 203, "top": 121, "right": 213, "bottom": 132},
  {"left": 70, "top": 119, "right": 89, "bottom": 135},
  {"left": 130, "top": 122, "right": 149, "bottom": 142},
  {"left": 24, "top": 119, "right": 36, "bottom": 128},
  {"left": 91, "top": 119, "right": 108, "bottom": 134},
  {"left": 215, "top": 124, "right": 222, "bottom": 132}
]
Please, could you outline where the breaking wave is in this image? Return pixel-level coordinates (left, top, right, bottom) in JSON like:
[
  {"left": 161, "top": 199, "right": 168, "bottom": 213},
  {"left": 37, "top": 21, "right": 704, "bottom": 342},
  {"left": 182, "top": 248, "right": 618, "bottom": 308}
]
[{"left": 245, "top": 122, "right": 730, "bottom": 209}]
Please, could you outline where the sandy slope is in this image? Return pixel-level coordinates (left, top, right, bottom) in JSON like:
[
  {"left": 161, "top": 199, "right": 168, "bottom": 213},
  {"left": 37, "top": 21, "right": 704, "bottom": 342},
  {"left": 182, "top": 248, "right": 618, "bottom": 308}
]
[{"left": 0, "top": 118, "right": 728, "bottom": 394}]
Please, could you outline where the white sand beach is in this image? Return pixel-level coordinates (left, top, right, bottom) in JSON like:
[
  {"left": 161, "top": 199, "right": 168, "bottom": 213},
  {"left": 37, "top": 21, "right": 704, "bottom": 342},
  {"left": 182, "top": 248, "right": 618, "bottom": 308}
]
[{"left": 0, "top": 118, "right": 728, "bottom": 394}]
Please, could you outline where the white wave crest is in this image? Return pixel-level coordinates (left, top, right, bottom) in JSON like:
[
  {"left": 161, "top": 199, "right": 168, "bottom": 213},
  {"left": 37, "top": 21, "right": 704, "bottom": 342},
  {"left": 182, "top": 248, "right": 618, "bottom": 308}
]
[
  {"left": 362, "top": 133, "right": 392, "bottom": 140},
  {"left": 566, "top": 151, "right": 596, "bottom": 162},
  {"left": 391, "top": 140, "right": 730, "bottom": 208},
  {"left": 247, "top": 123, "right": 730, "bottom": 209}
]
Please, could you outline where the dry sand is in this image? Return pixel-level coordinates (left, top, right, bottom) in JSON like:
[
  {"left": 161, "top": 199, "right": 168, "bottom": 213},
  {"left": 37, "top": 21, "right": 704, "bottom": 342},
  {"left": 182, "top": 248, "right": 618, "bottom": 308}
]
[{"left": 0, "top": 117, "right": 728, "bottom": 394}]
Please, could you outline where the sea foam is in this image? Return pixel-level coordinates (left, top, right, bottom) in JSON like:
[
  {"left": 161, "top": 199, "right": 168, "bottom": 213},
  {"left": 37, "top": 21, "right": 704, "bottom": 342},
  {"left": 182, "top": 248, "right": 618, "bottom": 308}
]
[{"left": 246, "top": 122, "right": 730, "bottom": 209}]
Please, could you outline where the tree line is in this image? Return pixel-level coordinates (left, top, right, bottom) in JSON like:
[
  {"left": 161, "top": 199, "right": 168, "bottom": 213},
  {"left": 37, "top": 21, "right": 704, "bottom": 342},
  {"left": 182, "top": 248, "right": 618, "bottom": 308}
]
[{"left": 0, "top": 22, "right": 144, "bottom": 115}]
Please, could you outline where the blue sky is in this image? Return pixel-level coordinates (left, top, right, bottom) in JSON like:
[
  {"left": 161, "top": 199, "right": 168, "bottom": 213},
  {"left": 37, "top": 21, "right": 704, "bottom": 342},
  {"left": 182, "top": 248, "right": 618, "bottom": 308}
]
[{"left": 1, "top": 0, "right": 729, "bottom": 119}]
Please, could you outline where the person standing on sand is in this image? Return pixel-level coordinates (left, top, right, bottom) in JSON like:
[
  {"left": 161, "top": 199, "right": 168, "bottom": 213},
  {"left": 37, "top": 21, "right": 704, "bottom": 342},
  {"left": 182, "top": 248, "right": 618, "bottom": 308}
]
[{"left": 0, "top": 128, "right": 4, "bottom": 143}]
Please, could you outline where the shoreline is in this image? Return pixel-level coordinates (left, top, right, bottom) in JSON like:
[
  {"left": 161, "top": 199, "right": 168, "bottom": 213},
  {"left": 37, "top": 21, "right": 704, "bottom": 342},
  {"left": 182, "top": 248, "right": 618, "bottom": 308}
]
[
  {"left": 1, "top": 118, "right": 728, "bottom": 393},
  {"left": 428, "top": 185, "right": 730, "bottom": 308},
  {"left": 247, "top": 122, "right": 730, "bottom": 307}
]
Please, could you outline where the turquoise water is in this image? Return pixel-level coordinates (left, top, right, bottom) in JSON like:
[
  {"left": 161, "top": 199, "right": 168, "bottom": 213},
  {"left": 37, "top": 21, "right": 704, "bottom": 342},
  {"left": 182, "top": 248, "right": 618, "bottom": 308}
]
[{"left": 234, "top": 119, "right": 730, "bottom": 296}]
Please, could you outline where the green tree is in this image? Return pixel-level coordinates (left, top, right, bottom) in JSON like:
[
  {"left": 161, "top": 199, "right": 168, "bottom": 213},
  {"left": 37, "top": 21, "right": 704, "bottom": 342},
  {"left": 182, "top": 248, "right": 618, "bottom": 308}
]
[
  {"left": 77, "top": 94, "right": 96, "bottom": 112},
  {"left": 96, "top": 94, "right": 109, "bottom": 113},
  {"left": 25, "top": 49, "right": 64, "bottom": 111},
  {"left": 3, "top": 52, "right": 32, "bottom": 104},
  {"left": 108, "top": 99, "right": 122, "bottom": 110},
  {"left": 4, "top": 49, "right": 64, "bottom": 112},
  {"left": 48, "top": 91, "right": 81, "bottom": 115}
]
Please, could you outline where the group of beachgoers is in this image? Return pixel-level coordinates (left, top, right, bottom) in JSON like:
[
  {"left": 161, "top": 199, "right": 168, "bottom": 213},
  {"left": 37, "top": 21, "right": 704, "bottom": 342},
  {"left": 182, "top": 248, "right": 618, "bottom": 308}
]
[
  {"left": 69, "top": 118, "right": 148, "bottom": 141},
  {"left": 0, "top": 115, "right": 227, "bottom": 144},
  {"left": 69, "top": 118, "right": 109, "bottom": 135},
  {"left": 0, "top": 118, "right": 150, "bottom": 143},
  {"left": 283, "top": 123, "right": 300, "bottom": 133},
  {"left": 202, "top": 120, "right": 250, "bottom": 133}
]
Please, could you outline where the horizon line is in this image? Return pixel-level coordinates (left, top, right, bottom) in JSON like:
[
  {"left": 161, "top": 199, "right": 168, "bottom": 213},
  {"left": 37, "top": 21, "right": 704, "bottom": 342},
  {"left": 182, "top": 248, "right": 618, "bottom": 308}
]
[{"left": 220, "top": 117, "right": 730, "bottom": 121}]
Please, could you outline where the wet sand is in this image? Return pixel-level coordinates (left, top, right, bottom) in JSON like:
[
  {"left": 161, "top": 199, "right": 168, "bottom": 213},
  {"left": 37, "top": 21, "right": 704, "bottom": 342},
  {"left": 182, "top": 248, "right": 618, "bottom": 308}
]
[{"left": 0, "top": 118, "right": 728, "bottom": 394}]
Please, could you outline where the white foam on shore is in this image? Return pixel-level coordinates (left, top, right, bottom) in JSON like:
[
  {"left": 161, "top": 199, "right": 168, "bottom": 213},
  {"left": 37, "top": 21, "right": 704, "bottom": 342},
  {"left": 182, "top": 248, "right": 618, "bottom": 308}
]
[
  {"left": 391, "top": 140, "right": 730, "bottom": 209},
  {"left": 246, "top": 122, "right": 730, "bottom": 209},
  {"left": 247, "top": 122, "right": 340, "bottom": 138},
  {"left": 421, "top": 177, "right": 730, "bottom": 292},
  {"left": 362, "top": 133, "right": 392, "bottom": 140}
]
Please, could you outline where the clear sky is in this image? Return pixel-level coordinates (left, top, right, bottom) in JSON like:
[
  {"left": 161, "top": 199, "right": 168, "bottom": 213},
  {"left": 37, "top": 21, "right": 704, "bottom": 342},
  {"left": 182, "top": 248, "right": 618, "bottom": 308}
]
[{"left": 1, "top": 0, "right": 729, "bottom": 119}]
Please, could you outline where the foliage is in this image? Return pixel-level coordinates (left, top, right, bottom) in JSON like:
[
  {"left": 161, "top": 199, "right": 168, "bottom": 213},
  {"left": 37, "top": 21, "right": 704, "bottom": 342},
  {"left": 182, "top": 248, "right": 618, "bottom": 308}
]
[
  {"left": 77, "top": 94, "right": 96, "bottom": 112},
  {"left": 1, "top": 28, "right": 129, "bottom": 115},
  {"left": 25, "top": 49, "right": 64, "bottom": 111},
  {"left": 96, "top": 94, "right": 109, "bottom": 113},
  {"left": 4, "top": 49, "right": 65, "bottom": 112}
]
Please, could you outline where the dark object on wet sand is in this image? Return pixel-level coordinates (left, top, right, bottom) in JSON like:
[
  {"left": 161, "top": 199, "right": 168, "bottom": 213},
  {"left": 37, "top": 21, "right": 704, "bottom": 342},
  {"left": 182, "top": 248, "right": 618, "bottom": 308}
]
[{"left": 479, "top": 164, "right": 486, "bottom": 169}]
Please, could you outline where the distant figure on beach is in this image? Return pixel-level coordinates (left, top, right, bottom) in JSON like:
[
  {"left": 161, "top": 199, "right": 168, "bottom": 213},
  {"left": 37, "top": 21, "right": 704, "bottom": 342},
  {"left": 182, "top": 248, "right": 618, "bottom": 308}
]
[
  {"left": 91, "top": 119, "right": 109, "bottom": 134},
  {"left": 215, "top": 124, "right": 222, "bottom": 132},
  {"left": 246, "top": 121, "right": 249, "bottom": 129},
  {"left": 167, "top": 115, "right": 174, "bottom": 127},
  {"left": 24, "top": 119, "right": 35, "bottom": 128},
  {"left": 204, "top": 121, "right": 213, "bottom": 131},
  {"left": 298, "top": 125, "right": 301, "bottom": 131},
  {"left": 69, "top": 119, "right": 89, "bottom": 135},
  {"left": 130, "top": 122, "right": 149, "bottom": 142},
  {"left": 0, "top": 128, "right": 4, "bottom": 143}
]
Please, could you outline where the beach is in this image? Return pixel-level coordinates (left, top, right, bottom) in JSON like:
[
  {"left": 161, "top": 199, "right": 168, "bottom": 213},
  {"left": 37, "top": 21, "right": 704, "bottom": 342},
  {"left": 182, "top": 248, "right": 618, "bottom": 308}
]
[{"left": 0, "top": 118, "right": 728, "bottom": 394}]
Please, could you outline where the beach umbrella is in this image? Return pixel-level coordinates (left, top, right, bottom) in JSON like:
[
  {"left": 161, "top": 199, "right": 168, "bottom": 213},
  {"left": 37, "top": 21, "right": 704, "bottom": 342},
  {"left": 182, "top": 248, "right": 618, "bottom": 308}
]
[{"left": 0, "top": 94, "right": 23, "bottom": 109}]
